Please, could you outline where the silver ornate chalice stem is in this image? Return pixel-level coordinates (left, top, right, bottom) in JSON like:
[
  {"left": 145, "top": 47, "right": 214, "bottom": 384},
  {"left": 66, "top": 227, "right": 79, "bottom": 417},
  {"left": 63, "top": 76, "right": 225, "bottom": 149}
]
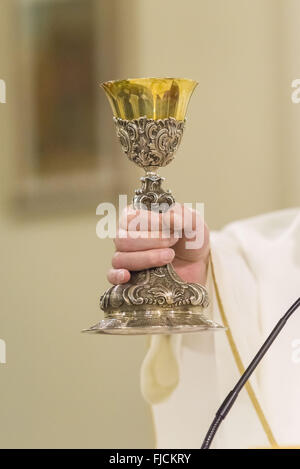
[{"left": 84, "top": 78, "right": 224, "bottom": 335}]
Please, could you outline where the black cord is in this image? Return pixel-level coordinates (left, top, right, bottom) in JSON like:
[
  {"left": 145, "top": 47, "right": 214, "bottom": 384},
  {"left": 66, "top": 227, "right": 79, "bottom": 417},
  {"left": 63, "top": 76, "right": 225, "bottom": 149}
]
[{"left": 201, "top": 297, "right": 300, "bottom": 449}]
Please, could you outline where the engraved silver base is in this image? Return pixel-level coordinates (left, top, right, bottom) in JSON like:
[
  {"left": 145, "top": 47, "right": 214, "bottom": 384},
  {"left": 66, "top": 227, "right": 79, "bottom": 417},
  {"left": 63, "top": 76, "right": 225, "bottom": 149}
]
[
  {"left": 83, "top": 263, "right": 224, "bottom": 335},
  {"left": 83, "top": 309, "right": 224, "bottom": 335}
]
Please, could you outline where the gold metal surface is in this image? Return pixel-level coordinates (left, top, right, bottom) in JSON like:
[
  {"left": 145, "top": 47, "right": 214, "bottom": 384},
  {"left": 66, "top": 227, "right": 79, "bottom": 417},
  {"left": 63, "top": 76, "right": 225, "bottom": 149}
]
[{"left": 100, "top": 77, "right": 198, "bottom": 120}]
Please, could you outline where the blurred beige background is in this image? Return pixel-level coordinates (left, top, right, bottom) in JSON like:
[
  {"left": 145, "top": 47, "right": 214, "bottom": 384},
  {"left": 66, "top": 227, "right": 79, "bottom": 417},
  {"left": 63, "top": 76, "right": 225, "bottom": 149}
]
[{"left": 0, "top": 0, "right": 299, "bottom": 448}]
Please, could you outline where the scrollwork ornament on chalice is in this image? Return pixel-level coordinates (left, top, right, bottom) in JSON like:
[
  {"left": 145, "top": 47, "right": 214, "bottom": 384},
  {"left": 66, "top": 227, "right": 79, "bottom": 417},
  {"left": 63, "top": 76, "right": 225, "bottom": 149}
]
[{"left": 113, "top": 116, "right": 185, "bottom": 169}]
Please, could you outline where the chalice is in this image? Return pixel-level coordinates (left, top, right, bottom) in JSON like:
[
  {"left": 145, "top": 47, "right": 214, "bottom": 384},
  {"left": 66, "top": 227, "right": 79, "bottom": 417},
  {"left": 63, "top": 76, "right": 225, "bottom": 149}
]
[{"left": 85, "top": 77, "right": 223, "bottom": 335}]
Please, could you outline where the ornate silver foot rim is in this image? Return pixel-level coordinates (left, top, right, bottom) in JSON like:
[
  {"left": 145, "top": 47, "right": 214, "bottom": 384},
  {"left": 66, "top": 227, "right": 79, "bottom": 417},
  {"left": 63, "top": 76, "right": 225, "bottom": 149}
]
[{"left": 82, "top": 310, "right": 225, "bottom": 335}]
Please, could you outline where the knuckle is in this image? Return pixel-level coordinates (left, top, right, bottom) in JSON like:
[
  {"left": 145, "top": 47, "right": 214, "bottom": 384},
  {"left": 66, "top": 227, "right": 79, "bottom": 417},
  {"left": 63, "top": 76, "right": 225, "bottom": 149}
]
[
  {"left": 114, "top": 237, "right": 125, "bottom": 251},
  {"left": 148, "top": 250, "right": 159, "bottom": 266},
  {"left": 162, "top": 236, "right": 174, "bottom": 247},
  {"left": 112, "top": 251, "right": 121, "bottom": 268}
]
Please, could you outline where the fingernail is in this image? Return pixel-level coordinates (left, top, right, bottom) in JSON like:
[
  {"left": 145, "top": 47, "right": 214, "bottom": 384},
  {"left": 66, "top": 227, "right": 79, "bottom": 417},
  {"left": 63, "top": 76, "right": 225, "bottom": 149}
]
[
  {"left": 117, "top": 270, "right": 125, "bottom": 282},
  {"left": 162, "top": 249, "right": 174, "bottom": 263}
]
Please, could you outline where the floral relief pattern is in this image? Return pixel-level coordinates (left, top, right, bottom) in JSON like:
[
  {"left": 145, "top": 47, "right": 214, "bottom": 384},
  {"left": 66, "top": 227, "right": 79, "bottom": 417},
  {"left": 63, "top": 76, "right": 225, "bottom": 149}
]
[
  {"left": 113, "top": 116, "right": 185, "bottom": 169},
  {"left": 100, "top": 264, "right": 209, "bottom": 312}
]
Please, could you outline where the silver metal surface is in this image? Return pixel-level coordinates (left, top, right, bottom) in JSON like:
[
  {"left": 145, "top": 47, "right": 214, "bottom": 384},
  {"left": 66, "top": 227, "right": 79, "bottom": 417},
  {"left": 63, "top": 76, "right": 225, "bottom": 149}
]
[
  {"left": 113, "top": 116, "right": 185, "bottom": 172},
  {"left": 84, "top": 310, "right": 224, "bottom": 335}
]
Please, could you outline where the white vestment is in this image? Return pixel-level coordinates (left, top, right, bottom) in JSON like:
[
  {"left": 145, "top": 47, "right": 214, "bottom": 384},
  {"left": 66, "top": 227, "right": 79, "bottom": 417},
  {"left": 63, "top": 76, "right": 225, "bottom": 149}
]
[{"left": 141, "top": 209, "right": 300, "bottom": 449}]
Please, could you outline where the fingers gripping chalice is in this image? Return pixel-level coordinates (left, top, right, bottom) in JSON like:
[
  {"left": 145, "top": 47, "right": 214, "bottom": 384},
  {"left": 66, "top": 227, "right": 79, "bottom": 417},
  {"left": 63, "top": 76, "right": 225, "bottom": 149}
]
[{"left": 84, "top": 78, "right": 223, "bottom": 335}]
